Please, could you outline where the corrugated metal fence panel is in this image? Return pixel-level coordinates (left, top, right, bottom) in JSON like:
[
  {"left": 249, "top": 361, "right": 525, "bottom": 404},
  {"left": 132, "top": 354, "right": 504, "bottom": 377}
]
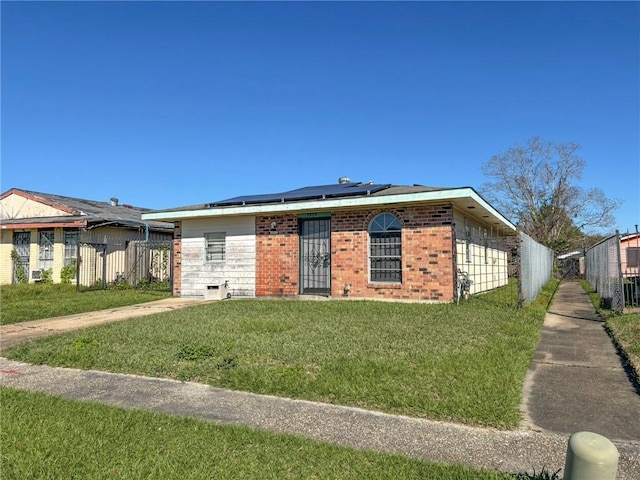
[
  {"left": 519, "top": 231, "right": 555, "bottom": 305},
  {"left": 77, "top": 234, "right": 172, "bottom": 291}
]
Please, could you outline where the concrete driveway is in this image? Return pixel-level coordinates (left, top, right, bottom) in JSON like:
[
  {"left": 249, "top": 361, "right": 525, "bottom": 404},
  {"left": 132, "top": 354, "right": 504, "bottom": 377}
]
[{"left": 0, "top": 297, "right": 205, "bottom": 350}]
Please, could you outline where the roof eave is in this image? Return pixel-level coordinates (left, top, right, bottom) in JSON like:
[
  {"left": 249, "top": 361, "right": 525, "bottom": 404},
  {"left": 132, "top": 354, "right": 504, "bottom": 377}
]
[
  {"left": 142, "top": 187, "right": 516, "bottom": 232},
  {"left": 0, "top": 220, "right": 88, "bottom": 229}
]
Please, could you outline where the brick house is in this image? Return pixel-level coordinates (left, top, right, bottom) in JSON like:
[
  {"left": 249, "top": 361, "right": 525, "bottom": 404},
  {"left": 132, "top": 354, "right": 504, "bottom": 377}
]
[{"left": 142, "top": 180, "right": 516, "bottom": 302}]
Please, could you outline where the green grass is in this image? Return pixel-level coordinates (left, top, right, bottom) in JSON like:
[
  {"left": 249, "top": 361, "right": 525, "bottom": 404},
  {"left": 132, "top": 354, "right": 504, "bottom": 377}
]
[
  {"left": 4, "top": 280, "right": 557, "bottom": 428},
  {"left": 580, "top": 279, "right": 640, "bottom": 382},
  {"left": 607, "top": 313, "right": 640, "bottom": 365},
  {"left": 607, "top": 313, "right": 640, "bottom": 385},
  {"left": 0, "top": 387, "right": 514, "bottom": 480},
  {"left": 580, "top": 279, "right": 610, "bottom": 315},
  {"left": 0, "top": 283, "right": 170, "bottom": 325}
]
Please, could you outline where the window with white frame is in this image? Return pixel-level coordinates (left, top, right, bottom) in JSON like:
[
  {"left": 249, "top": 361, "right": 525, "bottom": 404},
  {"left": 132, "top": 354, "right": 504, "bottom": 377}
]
[
  {"left": 38, "top": 230, "right": 55, "bottom": 270},
  {"left": 483, "top": 228, "right": 489, "bottom": 264},
  {"left": 465, "top": 223, "right": 472, "bottom": 263},
  {"left": 64, "top": 230, "right": 79, "bottom": 266},
  {"left": 368, "top": 213, "right": 402, "bottom": 282},
  {"left": 205, "top": 232, "right": 226, "bottom": 262}
]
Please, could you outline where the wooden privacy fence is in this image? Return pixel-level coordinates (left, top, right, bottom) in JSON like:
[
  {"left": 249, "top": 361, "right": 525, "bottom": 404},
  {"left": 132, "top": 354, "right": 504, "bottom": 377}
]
[{"left": 76, "top": 237, "right": 172, "bottom": 291}]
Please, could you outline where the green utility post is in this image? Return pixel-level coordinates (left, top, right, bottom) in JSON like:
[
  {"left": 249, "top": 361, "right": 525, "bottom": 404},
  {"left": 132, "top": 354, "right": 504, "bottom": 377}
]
[{"left": 563, "top": 431, "right": 619, "bottom": 480}]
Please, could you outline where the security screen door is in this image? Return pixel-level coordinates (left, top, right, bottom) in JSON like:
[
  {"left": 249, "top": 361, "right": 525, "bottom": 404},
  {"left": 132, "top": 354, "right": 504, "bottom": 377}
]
[
  {"left": 13, "top": 231, "right": 30, "bottom": 283},
  {"left": 299, "top": 218, "right": 331, "bottom": 295}
]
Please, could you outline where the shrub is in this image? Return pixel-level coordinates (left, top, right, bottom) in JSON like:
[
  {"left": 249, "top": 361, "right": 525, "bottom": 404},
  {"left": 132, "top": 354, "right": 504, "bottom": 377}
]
[
  {"left": 39, "top": 269, "right": 53, "bottom": 284},
  {"left": 10, "top": 250, "right": 27, "bottom": 284},
  {"left": 60, "top": 259, "right": 77, "bottom": 284}
]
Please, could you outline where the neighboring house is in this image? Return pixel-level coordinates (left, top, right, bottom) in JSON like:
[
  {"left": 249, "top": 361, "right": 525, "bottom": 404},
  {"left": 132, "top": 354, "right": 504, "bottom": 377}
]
[
  {"left": 143, "top": 179, "right": 516, "bottom": 301},
  {"left": 0, "top": 188, "right": 173, "bottom": 285},
  {"left": 621, "top": 232, "right": 640, "bottom": 278}
]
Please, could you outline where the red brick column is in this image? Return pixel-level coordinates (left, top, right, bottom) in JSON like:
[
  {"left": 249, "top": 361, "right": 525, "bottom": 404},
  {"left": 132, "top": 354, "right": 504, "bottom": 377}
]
[
  {"left": 256, "top": 214, "right": 299, "bottom": 296},
  {"left": 402, "top": 205, "right": 456, "bottom": 302}
]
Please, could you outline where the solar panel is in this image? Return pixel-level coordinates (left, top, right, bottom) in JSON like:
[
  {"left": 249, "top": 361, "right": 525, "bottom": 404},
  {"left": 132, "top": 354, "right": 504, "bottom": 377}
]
[{"left": 207, "top": 182, "right": 392, "bottom": 207}]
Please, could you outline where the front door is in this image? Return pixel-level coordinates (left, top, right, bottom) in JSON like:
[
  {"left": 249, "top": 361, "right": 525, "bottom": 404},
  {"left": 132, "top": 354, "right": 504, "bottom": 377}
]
[
  {"left": 299, "top": 217, "right": 331, "bottom": 295},
  {"left": 13, "top": 231, "right": 30, "bottom": 283}
]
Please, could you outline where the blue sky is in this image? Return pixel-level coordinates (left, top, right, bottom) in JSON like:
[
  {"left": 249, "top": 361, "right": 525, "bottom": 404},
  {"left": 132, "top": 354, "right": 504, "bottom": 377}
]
[{"left": 2, "top": 1, "right": 638, "bottom": 233}]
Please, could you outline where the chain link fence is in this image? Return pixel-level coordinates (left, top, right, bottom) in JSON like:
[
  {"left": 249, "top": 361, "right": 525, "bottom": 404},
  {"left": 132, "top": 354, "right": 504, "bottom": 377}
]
[
  {"left": 518, "top": 232, "right": 556, "bottom": 306},
  {"left": 454, "top": 228, "right": 555, "bottom": 308},
  {"left": 585, "top": 230, "right": 639, "bottom": 312},
  {"left": 585, "top": 234, "right": 623, "bottom": 312}
]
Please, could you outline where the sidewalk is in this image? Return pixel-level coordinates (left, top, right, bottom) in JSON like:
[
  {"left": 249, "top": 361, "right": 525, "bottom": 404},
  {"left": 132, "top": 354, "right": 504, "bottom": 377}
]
[
  {"left": 1, "top": 283, "right": 639, "bottom": 478},
  {"left": 522, "top": 281, "right": 640, "bottom": 442}
]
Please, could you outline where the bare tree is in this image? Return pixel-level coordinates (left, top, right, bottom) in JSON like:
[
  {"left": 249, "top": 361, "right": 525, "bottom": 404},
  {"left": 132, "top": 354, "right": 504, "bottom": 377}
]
[{"left": 481, "top": 137, "right": 620, "bottom": 251}]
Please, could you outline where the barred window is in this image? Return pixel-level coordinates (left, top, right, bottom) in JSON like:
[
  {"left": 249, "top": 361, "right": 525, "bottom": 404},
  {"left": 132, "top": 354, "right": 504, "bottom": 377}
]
[
  {"left": 369, "top": 213, "right": 402, "bottom": 283},
  {"left": 205, "top": 232, "right": 226, "bottom": 262},
  {"left": 38, "top": 230, "right": 55, "bottom": 270},
  {"left": 64, "top": 230, "right": 79, "bottom": 266}
]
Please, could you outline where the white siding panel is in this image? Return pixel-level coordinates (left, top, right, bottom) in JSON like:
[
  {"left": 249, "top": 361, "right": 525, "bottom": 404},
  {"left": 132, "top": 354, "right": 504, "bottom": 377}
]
[
  {"left": 453, "top": 210, "right": 510, "bottom": 294},
  {"left": 181, "top": 217, "right": 256, "bottom": 297}
]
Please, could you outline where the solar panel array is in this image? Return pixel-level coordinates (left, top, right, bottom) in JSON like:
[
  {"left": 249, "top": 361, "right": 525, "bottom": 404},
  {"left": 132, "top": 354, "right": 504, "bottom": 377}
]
[{"left": 207, "top": 182, "right": 392, "bottom": 207}]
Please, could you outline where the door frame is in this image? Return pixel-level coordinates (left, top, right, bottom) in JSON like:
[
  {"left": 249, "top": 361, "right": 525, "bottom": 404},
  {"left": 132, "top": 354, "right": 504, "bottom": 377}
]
[
  {"left": 12, "top": 231, "right": 31, "bottom": 283},
  {"left": 298, "top": 215, "right": 331, "bottom": 295}
]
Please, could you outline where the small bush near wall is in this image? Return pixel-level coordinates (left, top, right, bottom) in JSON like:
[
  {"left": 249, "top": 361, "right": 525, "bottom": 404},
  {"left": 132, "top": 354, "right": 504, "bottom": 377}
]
[
  {"left": 39, "top": 269, "right": 53, "bottom": 284},
  {"left": 60, "top": 259, "right": 77, "bottom": 284},
  {"left": 10, "top": 250, "right": 27, "bottom": 284}
]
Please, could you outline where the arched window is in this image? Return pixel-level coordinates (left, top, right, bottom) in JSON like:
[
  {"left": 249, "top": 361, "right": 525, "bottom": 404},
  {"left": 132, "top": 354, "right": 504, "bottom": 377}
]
[{"left": 368, "top": 213, "right": 402, "bottom": 282}]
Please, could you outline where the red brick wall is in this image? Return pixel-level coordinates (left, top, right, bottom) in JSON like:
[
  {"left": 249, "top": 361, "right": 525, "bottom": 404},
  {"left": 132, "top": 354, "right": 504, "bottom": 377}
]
[
  {"left": 172, "top": 221, "right": 182, "bottom": 297},
  {"left": 256, "top": 214, "right": 299, "bottom": 296},
  {"left": 253, "top": 204, "right": 456, "bottom": 301},
  {"left": 331, "top": 205, "right": 455, "bottom": 301}
]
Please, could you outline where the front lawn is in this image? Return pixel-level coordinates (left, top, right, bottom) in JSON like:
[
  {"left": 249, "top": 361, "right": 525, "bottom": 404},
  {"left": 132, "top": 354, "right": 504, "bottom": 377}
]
[
  {"left": 0, "top": 387, "right": 513, "bottom": 480},
  {"left": 0, "top": 283, "right": 170, "bottom": 325},
  {"left": 3, "top": 281, "right": 556, "bottom": 428}
]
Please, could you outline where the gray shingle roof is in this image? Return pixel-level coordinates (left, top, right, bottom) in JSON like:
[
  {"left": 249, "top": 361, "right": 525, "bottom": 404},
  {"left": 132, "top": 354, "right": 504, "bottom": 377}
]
[{"left": 4, "top": 189, "right": 173, "bottom": 232}]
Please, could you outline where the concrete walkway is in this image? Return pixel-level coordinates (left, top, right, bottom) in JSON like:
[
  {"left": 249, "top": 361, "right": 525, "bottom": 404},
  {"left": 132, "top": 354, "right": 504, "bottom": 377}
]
[
  {"left": 522, "top": 281, "right": 640, "bottom": 442},
  {"left": 1, "top": 283, "right": 639, "bottom": 478},
  {"left": 0, "top": 297, "right": 204, "bottom": 349}
]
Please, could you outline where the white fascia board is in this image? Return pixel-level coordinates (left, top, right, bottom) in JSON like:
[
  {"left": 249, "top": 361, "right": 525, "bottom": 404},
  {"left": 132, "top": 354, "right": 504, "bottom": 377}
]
[
  {"left": 143, "top": 188, "right": 516, "bottom": 231},
  {"left": 557, "top": 250, "right": 583, "bottom": 259}
]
